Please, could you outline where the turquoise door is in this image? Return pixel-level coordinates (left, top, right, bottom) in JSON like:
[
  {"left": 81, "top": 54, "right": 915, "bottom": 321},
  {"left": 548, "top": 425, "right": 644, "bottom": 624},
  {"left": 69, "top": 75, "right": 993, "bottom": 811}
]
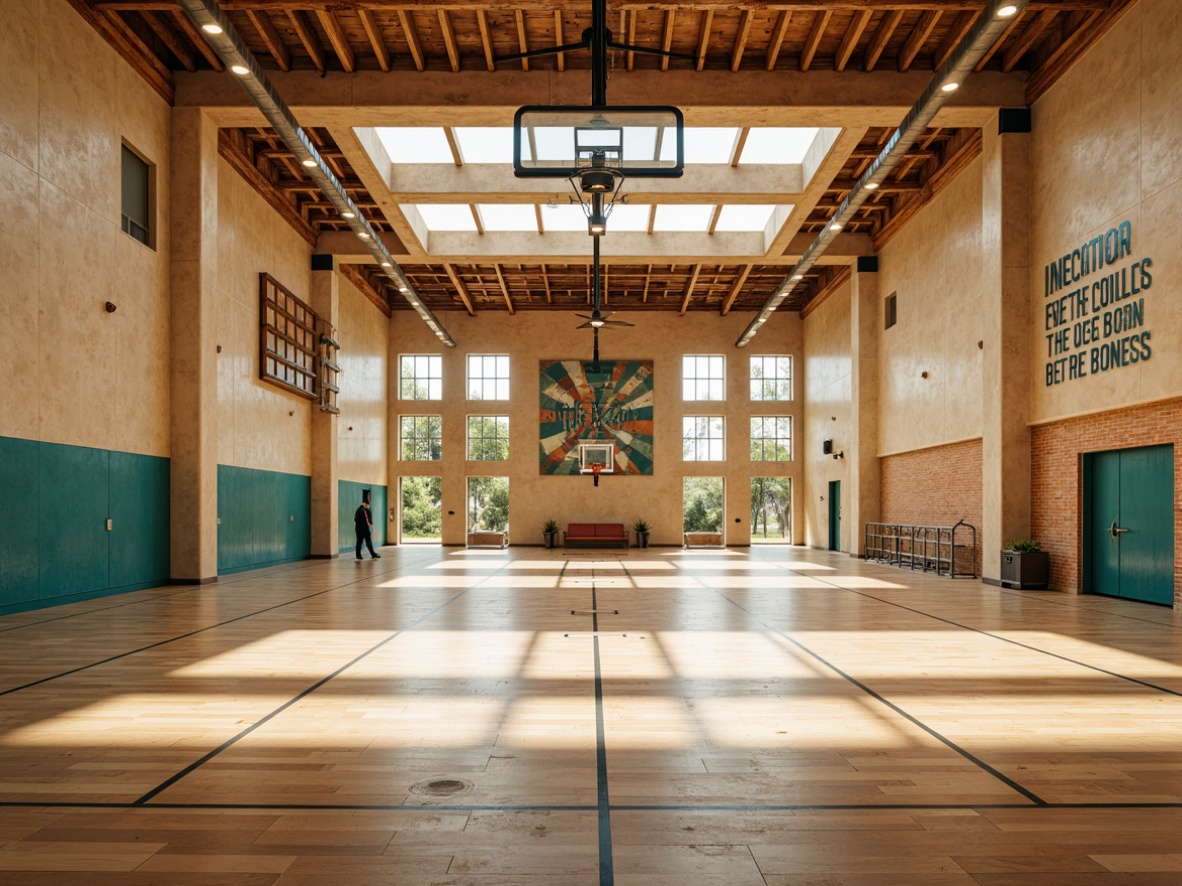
[
  {"left": 1087, "top": 445, "right": 1174, "bottom": 605},
  {"left": 828, "top": 480, "right": 841, "bottom": 552}
]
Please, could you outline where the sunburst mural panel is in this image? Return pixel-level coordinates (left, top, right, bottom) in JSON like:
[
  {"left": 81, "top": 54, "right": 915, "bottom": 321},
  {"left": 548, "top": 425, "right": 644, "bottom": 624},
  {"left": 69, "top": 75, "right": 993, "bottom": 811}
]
[{"left": 539, "top": 360, "right": 654, "bottom": 475}]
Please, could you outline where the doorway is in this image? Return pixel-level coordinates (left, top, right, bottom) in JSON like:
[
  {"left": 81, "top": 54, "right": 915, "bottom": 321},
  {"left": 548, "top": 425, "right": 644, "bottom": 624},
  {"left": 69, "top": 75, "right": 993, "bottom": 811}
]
[
  {"left": 399, "top": 476, "right": 442, "bottom": 544},
  {"left": 1085, "top": 444, "right": 1174, "bottom": 605},
  {"left": 828, "top": 480, "right": 841, "bottom": 552},
  {"left": 684, "top": 477, "right": 725, "bottom": 541},
  {"left": 750, "top": 477, "right": 791, "bottom": 543}
]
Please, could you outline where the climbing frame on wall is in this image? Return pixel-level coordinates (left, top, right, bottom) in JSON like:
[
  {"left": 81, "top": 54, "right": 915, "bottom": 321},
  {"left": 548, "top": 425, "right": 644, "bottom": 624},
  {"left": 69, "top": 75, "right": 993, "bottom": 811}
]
[{"left": 259, "top": 272, "right": 317, "bottom": 400}]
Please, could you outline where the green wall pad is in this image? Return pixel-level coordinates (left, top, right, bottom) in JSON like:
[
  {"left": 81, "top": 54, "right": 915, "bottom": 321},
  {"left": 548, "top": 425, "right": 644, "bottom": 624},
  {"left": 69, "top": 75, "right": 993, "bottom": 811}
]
[
  {"left": 0, "top": 436, "right": 170, "bottom": 615},
  {"left": 217, "top": 465, "right": 311, "bottom": 574},
  {"left": 338, "top": 481, "right": 388, "bottom": 552}
]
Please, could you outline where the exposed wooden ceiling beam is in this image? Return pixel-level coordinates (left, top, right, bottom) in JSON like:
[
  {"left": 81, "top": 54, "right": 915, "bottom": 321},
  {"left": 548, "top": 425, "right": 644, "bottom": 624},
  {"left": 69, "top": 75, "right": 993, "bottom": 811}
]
[
  {"left": 696, "top": 9, "right": 713, "bottom": 72},
  {"left": 444, "top": 263, "right": 476, "bottom": 315},
  {"left": 246, "top": 10, "right": 290, "bottom": 71},
  {"left": 835, "top": 10, "right": 871, "bottom": 72},
  {"left": 720, "top": 264, "right": 752, "bottom": 316},
  {"left": 168, "top": 8, "right": 223, "bottom": 70},
  {"left": 1027, "top": 1, "right": 1135, "bottom": 103},
  {"left": 476, "top": 10, "right": 495, "bottom": 71},
  {"left": 898, "top": 10, "right": 941, "bottom": 72},
  {"left": 217, "top": 129, "right": 317, "bottom": 246},
  {"left": 974, "top": 9, "right": 1025, "bottom": 71},
  {"left": 706, "top": 204, "right": 723, "bottom": 235},
  {"left": 142, "top": 11, "right": 195, "bottom": 72},
  {"left": 680, "top": 264, "right": 701, "bottom": 315},
  {"left": 554, "top": 9, "right": 565, "bottom": 72},
  {"left": 358, "top": 9, "right": 391, "bottom": 73},
  {"left": 398, "top": 10, "right": 425, "bottom": 72},
  {"left": 515, "top": 10, "right": 530, "bottom": 71},
  {"left": 863, "top": 10, "right": 903, "bottom": 72},
  {"left": 535, "top": 205, "right": 544, "bottom": 235},
  {"left": 494, "top": 264, "right": 516, "bottom": 314},
  {"left": 338, "top": 263, "right": 392, "bottom": 318},
  {"left": 766, "top": 10, "right": 790, "bottom": 70},
  {"left": 1003, "top": 9, "right": 1057, "bottom": 71},
  {"left": 730, "top": 9, "right": 753, "bottom": 73},
  {"left": 315, "top": 9, "right": 354, "bottom": 72},
  {"left": 470, "top": 205, "right": 484, "bottom": 235},
  {"left": 661, "top": 9, "right": 675, "bottom": 72},
  {"left": 933, "top": 10, "right": 977, "bottom": 69},
  {"left": 729, "top": 127, "right": 750, "bottom": 167},
  {"left": 438, "top": 10, "right": 460, "bottom": 72},
  {"left": 286, "top": 10, "right": 325, "bottom": 73},
  {"left": 443, "top": 128, "right": 463, "bottom": 166},
  {"left": 800, "top": 11, "right": 830, "bottom": 72}
]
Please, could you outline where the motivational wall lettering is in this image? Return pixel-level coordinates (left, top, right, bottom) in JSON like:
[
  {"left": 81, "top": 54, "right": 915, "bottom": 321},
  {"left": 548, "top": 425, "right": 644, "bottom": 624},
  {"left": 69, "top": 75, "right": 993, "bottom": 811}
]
[{"left": 1043, "top": 220, "right": 1154, "bottom": 386}]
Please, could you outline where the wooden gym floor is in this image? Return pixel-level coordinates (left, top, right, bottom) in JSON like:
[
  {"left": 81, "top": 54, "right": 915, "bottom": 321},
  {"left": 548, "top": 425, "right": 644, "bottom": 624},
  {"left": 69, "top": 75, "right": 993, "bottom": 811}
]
[{"left": 1, "top": 545, "right": 1181, "bottom": 885}]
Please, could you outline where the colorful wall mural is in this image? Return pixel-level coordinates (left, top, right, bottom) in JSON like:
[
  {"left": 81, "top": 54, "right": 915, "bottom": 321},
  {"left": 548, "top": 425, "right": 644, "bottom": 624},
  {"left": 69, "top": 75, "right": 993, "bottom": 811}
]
[{"left": 539, "top": 359, "right": 654, "bottom": 474}]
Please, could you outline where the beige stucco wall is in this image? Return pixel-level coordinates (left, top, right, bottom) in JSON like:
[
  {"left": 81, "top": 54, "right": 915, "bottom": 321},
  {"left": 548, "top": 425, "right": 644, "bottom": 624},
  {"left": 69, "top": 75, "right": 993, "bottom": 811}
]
[
  {"left": 337, "top": 277, "right": 388, "bottom": 485},
  {"left": 387, "top": 310, "right": 801, "bottom": 547},
  {"left": 214, "top": 158, "right": 313, "bottom": 474},
  {"left": 0, "top": 0, "right": 171, "bottom": 454},
  {"left": 1030, "top": 0, "right": 1182, "bottom": 422},
  {"left": 802, "top": 284, "right": 851, "bottom": 550},
  {"left": 877, "top": 158, "right": 987, "bottom": 454}
]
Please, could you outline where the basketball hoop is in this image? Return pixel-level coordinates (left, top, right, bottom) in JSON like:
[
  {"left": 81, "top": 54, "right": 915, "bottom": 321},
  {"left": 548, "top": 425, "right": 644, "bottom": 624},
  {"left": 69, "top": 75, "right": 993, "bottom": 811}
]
[{"left": 589, "top": 462, "right": 605, "bottom": 486}]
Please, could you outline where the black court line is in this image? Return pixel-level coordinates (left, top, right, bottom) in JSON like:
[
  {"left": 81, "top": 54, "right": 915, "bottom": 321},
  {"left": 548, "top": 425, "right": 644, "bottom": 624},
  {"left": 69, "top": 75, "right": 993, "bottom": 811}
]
[
  {"left": 715, "top": 589, "right": 1048, "bottom": 806},
  {"left": 134, "top": 556, "right": 516, "bottom": 805},
  {"left": 590, "top": 570, "right": 614, "bottom": 886},
  {"left": 0, "top": 587, "right": 197, "bottom": 635},
  {"left": 0, "top": 550, "right": 442, "bottom": 697},
  {"left": 799, "top": 573, "right": 1182, "bottom": 700},
  {"left": 998, "top": 586, "right": 1181, "bottom": 630}
]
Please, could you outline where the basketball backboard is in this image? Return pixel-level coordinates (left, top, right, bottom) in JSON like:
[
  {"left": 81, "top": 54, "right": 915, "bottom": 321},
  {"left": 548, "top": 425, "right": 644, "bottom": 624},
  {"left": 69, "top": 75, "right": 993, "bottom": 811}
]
[
  {"left": 514, "top": 106, "right": 684, "bottom": 178},
  {"left": 578, "top": 441, "right": 616, "bottom": 473}
]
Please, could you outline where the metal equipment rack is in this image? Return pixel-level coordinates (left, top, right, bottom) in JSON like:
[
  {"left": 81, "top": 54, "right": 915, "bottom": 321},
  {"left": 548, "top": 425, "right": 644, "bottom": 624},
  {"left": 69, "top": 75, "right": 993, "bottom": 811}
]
[{"left": 864, "top": 519, "right": 977, "bottom": 578}]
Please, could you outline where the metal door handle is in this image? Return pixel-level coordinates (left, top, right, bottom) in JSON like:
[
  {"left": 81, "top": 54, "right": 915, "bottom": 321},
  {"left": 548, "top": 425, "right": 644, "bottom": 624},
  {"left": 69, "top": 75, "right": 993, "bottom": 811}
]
[{"left": 1109, "top": 521, "right": 1130, "bottom": 538}]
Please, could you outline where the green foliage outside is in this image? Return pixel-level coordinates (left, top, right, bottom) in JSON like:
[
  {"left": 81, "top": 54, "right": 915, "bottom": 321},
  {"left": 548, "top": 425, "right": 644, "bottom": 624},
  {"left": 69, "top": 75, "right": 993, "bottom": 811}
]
[
  {"left": 751, "top": 477, "right": 792, "bottom": 541},
  {"left": 683, "top": 477, "right": 724, "bottom": 532},
  {"left": 467, "top": 416, "right": 510, "bottom": 460},
  {"left": 400, "top": 476, "right": 442, "bottom": 540},
  {"left": 469, "top": 476, "right": 509, "bottom": 532},
  {"left": 401, "top": 415, "right": 442, "bottom": 461}
]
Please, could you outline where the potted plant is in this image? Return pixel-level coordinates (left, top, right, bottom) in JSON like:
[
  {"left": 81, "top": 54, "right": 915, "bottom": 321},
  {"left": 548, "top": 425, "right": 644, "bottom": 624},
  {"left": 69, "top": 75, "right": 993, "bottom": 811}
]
[
  {"left": 633, "top": 519, "right": 651, "bottom": 549},
  {"left": 1000, "top": 539, "right": 1049, "bottom": 589},
  {"left": 543, "top": 518, "right": 560, "bottom": 549}
]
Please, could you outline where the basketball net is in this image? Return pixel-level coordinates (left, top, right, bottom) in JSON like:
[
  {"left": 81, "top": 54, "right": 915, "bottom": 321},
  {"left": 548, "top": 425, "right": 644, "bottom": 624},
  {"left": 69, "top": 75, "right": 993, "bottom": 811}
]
[{"left": 589, "top": 462, "right": 604, "bottom": 487}]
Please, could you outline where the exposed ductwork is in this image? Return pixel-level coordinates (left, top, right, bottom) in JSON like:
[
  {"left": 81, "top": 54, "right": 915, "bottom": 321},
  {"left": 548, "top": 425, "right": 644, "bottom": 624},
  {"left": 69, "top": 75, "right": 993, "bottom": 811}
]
[
  {"left": 736, "top": 0, "right": 1030, "bottom": 348},
  {"left": 177, "top": 0, "right": 456, "bottom": 347}
]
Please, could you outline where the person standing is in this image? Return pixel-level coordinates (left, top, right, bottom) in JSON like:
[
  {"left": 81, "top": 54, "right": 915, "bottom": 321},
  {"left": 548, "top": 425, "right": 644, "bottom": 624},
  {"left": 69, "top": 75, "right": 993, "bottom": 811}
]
[{"left": 354, "top": 500, "right": 380, "bottom": 560}]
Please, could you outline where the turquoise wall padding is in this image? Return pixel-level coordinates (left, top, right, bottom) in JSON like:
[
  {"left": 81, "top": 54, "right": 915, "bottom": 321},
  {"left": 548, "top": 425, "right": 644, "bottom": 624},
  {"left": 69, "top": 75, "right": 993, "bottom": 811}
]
[
  {"left": 0, "top": 436, "right": 170, "bottom": 614},
  {"left": 338, "top": 480, "right": 388, "bottom": 552},
  {"left": 217, "top": 464, "right": 311, "bottom": 573}
]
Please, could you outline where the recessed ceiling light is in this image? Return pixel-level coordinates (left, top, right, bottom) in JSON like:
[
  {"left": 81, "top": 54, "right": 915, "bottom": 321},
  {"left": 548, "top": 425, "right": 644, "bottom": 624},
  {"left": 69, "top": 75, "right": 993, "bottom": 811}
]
[
  {"left": 997, "top": 4, "right": 1019, "bottom": 18},
  {"left": 301, "top": 158, "right": 316, "bottom": 168},
  {"left": 941, "top": 81, "right": 960, "bottom": 93},
  {"left": 201, "top": 23, "right": 223, "bottom": 34},
  {"left": 341, "top": 211, "right": 355, "bottom": 219},
  {"left": 358, "top": 232, "right": 371, "bottom": 239},
  {"left": 864, "top": 181, "right": 880, "bottom": 190},
  {"left": 790, "top": 274, "right": 803, "bottom": 282},
  {"left": 230, "top": 64, "right": 249, "bottom": 76},
  {"left": 380, "top": 261, "right": 392, "bottom": 268},
  {"left": 829, "top": 222, "right": 843, "bottom": 232}
]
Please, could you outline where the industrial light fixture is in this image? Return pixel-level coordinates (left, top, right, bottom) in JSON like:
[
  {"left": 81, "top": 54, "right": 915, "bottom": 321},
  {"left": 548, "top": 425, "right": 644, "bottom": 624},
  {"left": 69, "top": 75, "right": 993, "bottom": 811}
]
[
  {"left": 736, "top": 0, "right": 1031, "bottom": 349},
  {"left": 177, "top": 0, "right": 456, "bottom": 348}
]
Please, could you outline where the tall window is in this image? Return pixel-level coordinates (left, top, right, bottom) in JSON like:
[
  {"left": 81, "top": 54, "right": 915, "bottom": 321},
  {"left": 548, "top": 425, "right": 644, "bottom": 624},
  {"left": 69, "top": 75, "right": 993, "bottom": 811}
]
[
  {"left": 121, "top": 143, "right": 154, "bottom": 248},
  {"left": 682, "top": 355, "right": 725, "bottom": 400},
  {"left": 400, "top": 355, "right": 442, "bottom": 400},
  {"left": 683, "top": 477, "right": 724, "bottom": 533},
  {"left": 468, "top": 477, "right": 509, "bottom": 533},
  {"left": 400, "top": 415, "right": 442, "bottom": 461},
  {"left": 750, "top": 356, "right": 793, "bottom": 401},
  {"left": 683, "top": 416, "right": 724, "bottom": 461},
  {"left": 468, "top": 354, "right": 510, "bottom": 400},
  {"left": 751, "top": 416, "right": 793, "bottom": 461},
  {"left": 467, "top": 415, "right": 509, "bottom": 460}
]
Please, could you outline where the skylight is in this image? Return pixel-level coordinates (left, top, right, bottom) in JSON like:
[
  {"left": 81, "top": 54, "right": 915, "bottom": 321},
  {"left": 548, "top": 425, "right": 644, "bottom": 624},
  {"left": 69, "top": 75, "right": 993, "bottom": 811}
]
[
  {"left": 375, "top": 127, "right": 453, "bottom": 164},
  {"left": 714, "top": 204, "right": 779, "bottom": 232},
  {"left": 454, "top": 128, "right": 515, "bottom": 163},
  {"left": 477, "top": 204, "right": 537, "bottom": 231},
  {"left": 740, "top": 128, "right": 819, "bottom": 165},
  {"left": 410, "top": 204, "right": 477, "bottom": 231},
  {"left": 683, "top": 128, "right": 740, "bottom": 163},
  {"left": 652, "top": 204, "right": 716, "bottom": 232}
]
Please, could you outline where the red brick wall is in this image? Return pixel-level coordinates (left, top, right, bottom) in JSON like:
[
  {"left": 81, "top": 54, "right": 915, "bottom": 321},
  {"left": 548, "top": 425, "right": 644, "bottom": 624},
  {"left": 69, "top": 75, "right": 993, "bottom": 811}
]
[
  {"left": 1031, "top": 398, "right": 1182, "bottom": 606},
  {"left": 880, "top": 439, "right": 984, "bottom": 574}
]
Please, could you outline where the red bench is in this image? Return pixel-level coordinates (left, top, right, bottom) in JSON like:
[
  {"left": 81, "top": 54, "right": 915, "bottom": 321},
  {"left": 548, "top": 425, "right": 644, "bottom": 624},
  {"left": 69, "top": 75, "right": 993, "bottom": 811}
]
[{"left": 563, "top": 522, "right": 629, "bottom": 548}]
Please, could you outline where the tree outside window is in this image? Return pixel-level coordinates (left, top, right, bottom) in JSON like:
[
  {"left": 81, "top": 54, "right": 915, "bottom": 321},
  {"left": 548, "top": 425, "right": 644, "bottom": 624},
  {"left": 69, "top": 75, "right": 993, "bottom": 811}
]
[
  {"left": 751, "top": 416, "right": 792, "bottom": 461},
  {"left": 683, "top": 416, "right": 724, "bottom": 460},
  {"left": 750, "top": 355, "right": 793, "bottom": 401},
  {"left": 400, "top": 415, "right": 442, "bottom": 461},
  {"left": 467, "top": 416, "right": 509, "bottom": 460},
  {"left": 468, "top": 477, "right": 509, "bottom": 532},
  {"left": 400, "top": 354, "right": 442, "bottom": 400}
]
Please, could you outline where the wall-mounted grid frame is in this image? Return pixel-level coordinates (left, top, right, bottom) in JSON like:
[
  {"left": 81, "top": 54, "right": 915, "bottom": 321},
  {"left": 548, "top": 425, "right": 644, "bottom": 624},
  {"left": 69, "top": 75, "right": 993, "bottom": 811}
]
[
  {"left": 259, "top": 272, "right": 317, "bottom": 400},
  {"left": 317, "top": 319, "right": 341, "bottom": 414}
]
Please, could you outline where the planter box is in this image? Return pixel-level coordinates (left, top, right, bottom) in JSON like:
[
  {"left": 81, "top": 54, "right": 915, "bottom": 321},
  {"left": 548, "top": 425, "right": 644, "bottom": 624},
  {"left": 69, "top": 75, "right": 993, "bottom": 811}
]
[{"left": 1000, "top": 550, "right": 1049, "bottom": 589}]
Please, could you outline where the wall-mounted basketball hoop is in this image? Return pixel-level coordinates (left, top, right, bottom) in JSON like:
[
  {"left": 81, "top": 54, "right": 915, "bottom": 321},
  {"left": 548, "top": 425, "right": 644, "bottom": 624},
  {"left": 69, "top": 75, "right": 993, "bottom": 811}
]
[{"left": 579, "top": 442, "right": 615, "bottom": 486}]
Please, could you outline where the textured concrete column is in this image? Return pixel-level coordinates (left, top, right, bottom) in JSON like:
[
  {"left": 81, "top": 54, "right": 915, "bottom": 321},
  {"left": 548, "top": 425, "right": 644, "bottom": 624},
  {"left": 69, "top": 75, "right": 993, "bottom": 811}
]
[
  {"left": 848, "top": 257, "right": 881, "bottom": 556},
  {"left": 981, "top": 110, "right": 1033, "bottom": 580},
  {"left": 309, "top": 256, "right": 340, "bottom": 557},
  {"left": 169, "top": 108, "right": 219, "bottom": 582}
]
